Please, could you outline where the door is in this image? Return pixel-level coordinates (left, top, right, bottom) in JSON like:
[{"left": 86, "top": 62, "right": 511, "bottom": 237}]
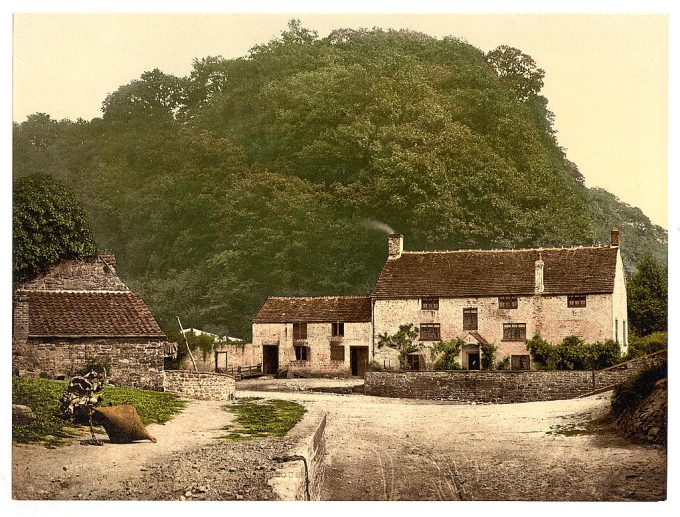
[
  {"left": 468, "top": 352, "right": 481, "bottom": 370},
  {"left": 350, "top": 346, "right": 369, "bottom": 377},
  {"left": 263, "top": 345, "right": 279, "bottom": 375},
  {"left": 215, "top": 351, "right": 228, "bottom": 372}
]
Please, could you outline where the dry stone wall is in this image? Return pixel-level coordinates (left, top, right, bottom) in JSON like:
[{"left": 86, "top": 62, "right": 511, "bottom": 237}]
[
  {"left": 365, "top": 351, "right": 666, "bottom": 403},
  {"left": 12, "top": 339, "right": 164, "bottom": 390},
  {"left": 616, "top": 379, "right": 667, "bottom": 444},
  {"left": 163, "top": 370, "right": 236, "bottom": 401}
]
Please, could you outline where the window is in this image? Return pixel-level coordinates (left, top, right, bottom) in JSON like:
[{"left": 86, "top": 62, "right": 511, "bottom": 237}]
[
  {"left": 567, "top": 294, "right": 587, "bottom": 308},
  {"left": 421, "top": 297, "right": 439, "bottom": 311},
  {"left": 511, "top": 355, "right": 531, "bottom": 370},
  {"left": 293, "top": 322, "right": 307, "bottom": 340},
  {"left": 419, "top": 323, "right": 441, "bottom": 341},
  {"left": 407, "top": 354, "right": 423, "bottom": 371},
  {"left": 498, "top": 296, "right": 518, "bottom": 309},
  {"left": 331, "top": 322, "right": 344, "bottom": 337},
  {"left": 623, "top": 320, "right": 627, "bottom": 345},
  {"left": 294, "top": 345, "right": 310, "bottom": 361},
  {"left": 615, "top": 318, "right": 619, "bottom": 344},
  {"left": 463, "top": 308, "right": 478, "bottom": 330},
  {"left": 503, "top": 323, "right": 526, "bottom": 341},
  {"left": 330, "top": 345, "right": 345, "bottom": 361}
]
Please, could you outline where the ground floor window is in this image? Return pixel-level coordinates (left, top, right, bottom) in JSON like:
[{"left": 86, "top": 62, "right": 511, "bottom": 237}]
[
  {"left": 294, "top": 345, "right": 310, "bottom": 361},
  {"left": 511, "top": 355, "right": 531, "bottom": 370},
  {"left": 330, "top": 345, "right": 345, "bottom": 361},
  {"left": 407, "top": 354, "right": 424, "bottom": 371}
]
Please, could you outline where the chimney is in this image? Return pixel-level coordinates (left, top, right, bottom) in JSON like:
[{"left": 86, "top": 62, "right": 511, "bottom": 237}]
[
  {"left": 610, "top": 228, "right": 620, "bottom": 247},
  {"left": 13, "top": 292, "right": 29, "bottom": 344},
  {"left": 534, "top": 254, "right": 544, "bottom": 294},
  {"left": 388, "top": 234, "right": 403, "bottom": 260}
]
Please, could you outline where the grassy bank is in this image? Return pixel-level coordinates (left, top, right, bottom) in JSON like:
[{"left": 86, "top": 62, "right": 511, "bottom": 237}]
[
  {"left": 12, "top": 377, "right": 186, "bottom": 446},
  {"left": 221, "top": 397, "right": 306, "bottom": 440}
]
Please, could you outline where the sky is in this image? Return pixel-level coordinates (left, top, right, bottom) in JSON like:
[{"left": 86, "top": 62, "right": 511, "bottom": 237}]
[{"left": 11, "top": 11, "right": 669, "bottom": 230}]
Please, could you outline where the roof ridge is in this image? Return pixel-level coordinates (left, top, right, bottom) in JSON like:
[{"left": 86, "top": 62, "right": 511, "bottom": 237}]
[
  {"left": 267, "top": 295, "right": 370, "bottom": 300},
  {"left": 18, "top": 289, "right": 133, "bottom": 294},
  {"left": 401, "top": 244, "right": 614, "bottom": 254}
]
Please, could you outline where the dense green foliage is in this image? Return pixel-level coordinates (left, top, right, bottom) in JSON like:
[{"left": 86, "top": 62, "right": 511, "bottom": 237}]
[
  {"left": 12, "top": 22, "right": 667, "bottom": 337},
  {"left": 610, "top": 359, "right": 667, "bottom": 416},
  {"left": 627, "top": 254, "right": 668, "bottom": 336},
  {"left": 430, "top": 338, "right": 464, "bottom": 370},
  {"left": 12, "top": 377, "right": 185, "bottom": 445},
  {"left": 525, "top": 333, "right": 622, "bottom": 370},
  {"left": 480, "top": 341, "right": 499, "bottom": 370},
  {"left": 625, "top": 331, "right": 667, "bottom": 360},
  {"left": 378, "top": 323, "right": 422, "bottom": 368},
  {"left": 13, "top": 173, "right": 98, "bottom": 282},
  {"left": 221, "top": 397, "right": 306, "bottom": 440}
]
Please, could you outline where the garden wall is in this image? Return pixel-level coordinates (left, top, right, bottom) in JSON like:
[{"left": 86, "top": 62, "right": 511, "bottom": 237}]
[
  {"left": 365, "top": 351, "right": 666, "bottom": 403},
  {"left": 12, "top": 339, "right": 164, "bottom": 390},
  {"left": 163, "top": 370, "right": 236, "bottom": 401}
]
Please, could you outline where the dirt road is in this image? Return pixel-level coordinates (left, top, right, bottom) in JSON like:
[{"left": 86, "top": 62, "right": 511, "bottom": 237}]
[{"left": 237, "top": 385, "right": 667, "bottom": 501}]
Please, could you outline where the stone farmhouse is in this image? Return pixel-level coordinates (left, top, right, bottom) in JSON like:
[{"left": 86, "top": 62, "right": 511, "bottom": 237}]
[
  {"left": 12, "top": 254, "right": 166, "bottom": 389},
  {"left": 252, "top": 229, "right": 628, "bottom": 375}
]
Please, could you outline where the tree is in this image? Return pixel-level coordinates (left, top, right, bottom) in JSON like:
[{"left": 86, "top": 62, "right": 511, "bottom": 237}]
[
  {"left": 486, "top": 45, "right": 545, "bottom": 100},
  {"left": 430, "top": 338, "right": 464, "bottom": 370},
  {"left": 377, "top": 323, "right": 422, "bottom": 368},
  {"left": 627, "top": 253, "right": 668, "bottom": 336},
  {"left": 13, "top": 174, "right": 98, "bottom": 281},
  {"left": 480, "top": 342, "right": 499, "bottom": 370}
]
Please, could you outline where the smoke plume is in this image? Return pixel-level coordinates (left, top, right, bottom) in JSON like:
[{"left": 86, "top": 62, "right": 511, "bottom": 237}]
[{"left": 361, "top": 218, "right": 395, "bottom": 235}]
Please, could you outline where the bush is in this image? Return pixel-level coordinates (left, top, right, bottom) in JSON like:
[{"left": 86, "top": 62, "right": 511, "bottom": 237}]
[
  {"left": 430, "top": 338, "right": 463, "bottom": 370},
  {"left": 368, "top": 360, "right": 384, "bottom": 372},
  {"left": 496, "top": 357, "right": 510, "bottom": 370},
  {"left": 610, "top": 359, "right": 667, "bottom": 415},
  {"left": 626, "top": 331, "right": 667, "bottom": 360},
  {"left": 480, "top": 342, "right": 498, "bottom": 370},
  {"left": 527, "top": 334, "right": 622, "bottom": 370},
  {"left": 377, "top": 323, "right": 422, "bottom": 368}
]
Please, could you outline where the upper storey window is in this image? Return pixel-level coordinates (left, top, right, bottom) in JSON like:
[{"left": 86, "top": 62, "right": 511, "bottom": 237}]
[
  {"left": 421, "top": 297, "right": 439, "bottom": 311},
  {"left": 498, "top": 296, "right": 518, "bottom": 309},
  {"left": 567, "top": 294, "right": 587, "bottom": 308},
  {"left": 293, "top": 322, "right": 307, "bottom": 340}
]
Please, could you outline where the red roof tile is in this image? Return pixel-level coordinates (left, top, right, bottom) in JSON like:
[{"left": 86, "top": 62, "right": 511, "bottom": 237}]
[
  {"left": 25, "top": 291, "right": 165, "bottom": 338},
  {"left": 253, "top": 296, "right": 372, "bottom": 323},
  {"left": 371, "top": 246, "right": 619, "bottom": 299}
]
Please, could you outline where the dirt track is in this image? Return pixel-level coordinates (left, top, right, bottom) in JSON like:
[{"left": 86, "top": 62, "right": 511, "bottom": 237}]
[{"left": 237, "top": 384, "right": 667, "bottom": 501}]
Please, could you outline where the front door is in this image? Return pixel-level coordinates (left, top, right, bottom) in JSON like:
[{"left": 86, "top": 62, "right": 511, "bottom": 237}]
[
  {"left": 468, "top": 352, "right": 481, "bottom": 370},
  {"left": 263, "top": 345, "right": 279, "bottom": 375},
  {"left": 350, "top": 346, "right": 369, "bottom": 377}
]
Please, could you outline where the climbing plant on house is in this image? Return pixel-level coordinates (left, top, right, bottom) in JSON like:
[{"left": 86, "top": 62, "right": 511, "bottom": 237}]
[
  {"left": 430, "top": 338, "right": 464, "bottom": 370},
  {"left": 377, "top": 323, "right": 421, "bottom": 368}
]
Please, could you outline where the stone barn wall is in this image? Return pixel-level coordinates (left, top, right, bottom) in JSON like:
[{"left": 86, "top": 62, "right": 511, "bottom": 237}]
[
  {"left": 12, "top": 339, "right": 165, "bottom": 390},
  {"left": 163, "top": 370, "right": 236, "bottom": 401},
  {"left": 365, "top": 351, "right": 666, "bottom": 403},
  {"left": 179, "top": 343, "right": 262, "bottom": 372}
]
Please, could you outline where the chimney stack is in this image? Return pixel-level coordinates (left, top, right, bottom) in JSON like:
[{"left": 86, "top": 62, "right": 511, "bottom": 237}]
[
  {"left": 534, "top": 254, "right": 545, "bottom": 294},
  {"left": 13, "top": 291, "right": 29, "bottom": 344},
  {"left": 388, "top": 234, "right": 403, "bottom": 260},
  {"left": 610, "top": 228, "right": 620, "bottom": 247}
]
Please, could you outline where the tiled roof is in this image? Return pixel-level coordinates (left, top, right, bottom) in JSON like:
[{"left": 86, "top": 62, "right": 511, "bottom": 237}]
[
  {"left": 252, "top": 296, "right": 372, "bottom": 323},
  {"left": 371, "top": 246, "right": 619, "bottom": 299},
  {"left": 25, "top": 291, "right": 165, "bottom": 338}
]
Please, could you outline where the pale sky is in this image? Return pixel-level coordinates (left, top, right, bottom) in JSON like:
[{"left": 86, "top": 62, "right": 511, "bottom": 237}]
[{"left": 12, "top": 12, "right": 668, "bottom": 228}]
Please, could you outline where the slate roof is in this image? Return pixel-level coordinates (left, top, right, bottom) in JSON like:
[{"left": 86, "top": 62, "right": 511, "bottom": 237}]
[
  {"left": 252, "top": 296, "right": 372, "bottom": 323},
  {"left": 24, "top": 291, "right": 165, "bottom": 338},
  {"left": 371, "top": 246, "right": 619, "bottom": 299}
]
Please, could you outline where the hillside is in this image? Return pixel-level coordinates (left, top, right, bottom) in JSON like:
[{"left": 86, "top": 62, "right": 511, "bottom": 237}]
[{"left": 12, "top": 22, "right": 667, "bottom": 338}]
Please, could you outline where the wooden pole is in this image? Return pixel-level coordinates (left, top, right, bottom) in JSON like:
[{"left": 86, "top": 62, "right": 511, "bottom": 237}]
[{"left": 176, "top": 316, "right": 198, "bottom": 372}]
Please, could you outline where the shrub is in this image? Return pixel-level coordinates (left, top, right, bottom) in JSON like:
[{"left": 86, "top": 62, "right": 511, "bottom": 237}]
[
  {"left": 610, "top": 359, "right": 667, "bottom": 415},
  {"left": 430, "top": 338, "right": 463, "bottom": 370},
  {"left": 626, "top": 331, "right": 667, "bottom": 360},
  {"left": 589, "top": 339, "right": 622, "bottom": 369},
  {"left": 368, "top": 360, "right": 384, "bottom": 371},
  {"left": 496, "top": 357, "right": 510, "bottom": 370},
  {"left": 525, "top": 333, "right": 557, "bottom": 369},
  {"left": 527, "top": 333, "right": 622, "bottom": 370},
  {"left": 480, "top": 342, "right": 498, "bottom": 370},
  {"left": 377, "top": 323, "right": 422, "bottom": 368}
]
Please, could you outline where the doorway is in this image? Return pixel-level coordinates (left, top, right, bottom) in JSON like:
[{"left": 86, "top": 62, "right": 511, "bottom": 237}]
[
  {"left": 263, "top": 345, "right": 279, "bottom": 375},
  {"left": 468, "top": 352, "right": 481, "bottom": 370},
  {"left": 350, "top": 346, "right": 369, "bottom": 377}
]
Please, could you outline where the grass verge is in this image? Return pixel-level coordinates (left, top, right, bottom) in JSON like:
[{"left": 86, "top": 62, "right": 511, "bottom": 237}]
[
  {"left": 12, "top": 377, "right": 186, "bottom": 446},
  {"left": 221, "top": 397, "right": 306, "bottom": 440}
]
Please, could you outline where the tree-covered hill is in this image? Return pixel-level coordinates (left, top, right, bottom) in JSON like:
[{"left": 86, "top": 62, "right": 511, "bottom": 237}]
[{"left": 13, "top": 22, "right": 667, "bottom": 339}]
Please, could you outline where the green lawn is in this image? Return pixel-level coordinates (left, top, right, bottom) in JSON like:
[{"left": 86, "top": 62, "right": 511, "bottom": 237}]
[
  {"left": 12, "top": 376, "right": 186, "bottom": 446},
  {"left": 221, "top": 397, "right": 306, "bottom": 440}
]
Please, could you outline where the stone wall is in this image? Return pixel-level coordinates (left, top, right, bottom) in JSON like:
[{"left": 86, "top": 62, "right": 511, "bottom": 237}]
[
  {"left": 163, "top": 370, "right": 236, "bottom": 401},
  {"left": 365, "top": 351, "right": 666, "bottom": 403},
  {"left": 18, "top": 255, "right": 128, "bottom": 291},
  {"left": 12, "top": 339, "right": 164, "bottom": 390},
  {"left": 616, "top": 379, "right": 667, "bottom": 444},
  {"left": 179, "top": 343, "right": 262, "bottom": 372}
]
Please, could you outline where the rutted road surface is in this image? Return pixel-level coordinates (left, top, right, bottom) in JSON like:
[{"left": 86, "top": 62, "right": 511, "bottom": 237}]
[{"left": 238, "top": 382, "right": 667, "bottom": 501}]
